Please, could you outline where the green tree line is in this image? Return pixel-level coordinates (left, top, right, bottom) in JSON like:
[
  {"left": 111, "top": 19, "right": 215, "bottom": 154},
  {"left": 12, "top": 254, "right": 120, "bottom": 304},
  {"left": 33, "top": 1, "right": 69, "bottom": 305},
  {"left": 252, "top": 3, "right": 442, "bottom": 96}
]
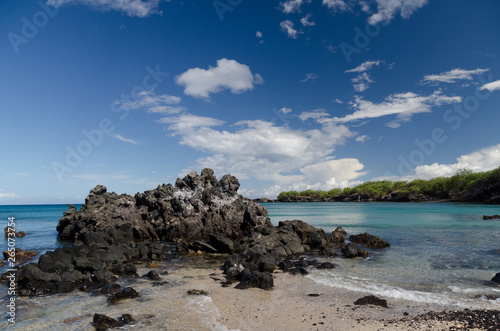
[{"left": 277, "top": 167, "right": 500, "bottom": 201}]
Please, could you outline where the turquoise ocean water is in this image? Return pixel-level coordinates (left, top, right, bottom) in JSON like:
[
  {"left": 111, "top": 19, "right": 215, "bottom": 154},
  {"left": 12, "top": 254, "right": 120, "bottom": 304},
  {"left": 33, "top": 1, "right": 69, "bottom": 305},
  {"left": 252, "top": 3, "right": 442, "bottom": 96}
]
[
  {"left": 1, "top": 202, "right": 499, "bottom": 310},
  {"left": 264, "top": 202, "right": 500, "bottom": 309}
]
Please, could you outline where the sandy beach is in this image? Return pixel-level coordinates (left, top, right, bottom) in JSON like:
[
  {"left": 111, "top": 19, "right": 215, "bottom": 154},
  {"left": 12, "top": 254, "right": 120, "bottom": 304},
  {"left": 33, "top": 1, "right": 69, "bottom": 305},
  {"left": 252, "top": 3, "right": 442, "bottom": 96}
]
[
  {"left": 180, "top": 266, "right": 461, "bottom": 331},
  {"left": 6, "top": 257, "right": 497, "bottom": 330}
]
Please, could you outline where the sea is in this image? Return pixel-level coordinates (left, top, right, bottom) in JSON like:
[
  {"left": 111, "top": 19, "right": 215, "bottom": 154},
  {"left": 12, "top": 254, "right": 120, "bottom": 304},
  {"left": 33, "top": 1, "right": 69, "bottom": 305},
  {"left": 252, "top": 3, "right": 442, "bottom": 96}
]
[{"left": 0, "top": 202, "right": 499, "bottom": 329}]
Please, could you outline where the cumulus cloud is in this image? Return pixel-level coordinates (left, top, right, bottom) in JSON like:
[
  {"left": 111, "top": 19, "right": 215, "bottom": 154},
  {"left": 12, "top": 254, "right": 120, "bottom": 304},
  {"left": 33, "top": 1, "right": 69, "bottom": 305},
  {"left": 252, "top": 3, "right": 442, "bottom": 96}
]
[
  {"left": 175, "top": 59, "right": 263, "bottom": 99},
  {"left": 46, "top": 0, "right": 162, "bottom": 17},
  {"left": 333, "top": 91, "right": 462, "bottom": 128},
  {"left": 280, "top": 20, "right": 299, "bottom": 39},
  {"left": 479, "top": 79, "right": 500, "bottom": 92},
  {"left": 300, "top": 13, "right": 316, "bottom": 26},
  {"left": 356, "top": 135, "right": 369, "bottom": 143},
  {"left": 279, "top": 107, "right": 293, "bottom": 114},
  {"left": 351, "top": 72, "right": 374, "bottom": 92},
  {"left": 279, "top": 0, "right": 309, "bottom": 14},
  {"left": 300, "top": 159, "right": 367, "bottom": 187},
  {"left": 322, "top": 0, "right": 348, "bottom": 11},
  {"left": 345, "top": 60, "right": 382, "bottom": 73},
  {"left": 376, "top": 143, "right": 500, "bottom": 182},
  {"left": 423, "top": 68, "right": 490, "bottom": 84},
  {"left": 368, "top": 0, "right": 429, "bottom": 25}
]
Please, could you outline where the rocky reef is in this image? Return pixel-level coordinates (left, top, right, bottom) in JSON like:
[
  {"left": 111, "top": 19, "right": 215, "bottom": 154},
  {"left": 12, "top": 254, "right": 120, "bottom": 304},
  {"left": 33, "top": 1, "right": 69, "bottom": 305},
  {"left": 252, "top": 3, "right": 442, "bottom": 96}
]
[
  {"left": 8, "top": 169, "right": 394, "bottom": 296},
  {"left": 57, "top": 168, "right": 271, "bottom": 243}
]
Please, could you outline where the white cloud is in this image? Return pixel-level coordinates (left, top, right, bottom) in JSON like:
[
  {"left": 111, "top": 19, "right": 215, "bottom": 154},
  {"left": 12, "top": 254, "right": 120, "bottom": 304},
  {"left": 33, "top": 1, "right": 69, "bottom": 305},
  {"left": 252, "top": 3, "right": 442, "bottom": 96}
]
[
  {"left": 334, "top": 91, "right": 462, "bottom": 128},
  {"left": 256, "top": 31, "right": 263, "bottom": 38},
  {"left": 345, "top": 60, "right": 382, "bottom": 73},
  {"left": 46, "top": 0, "right": 162, "bottom": 17},
  {"left": 423, "top": 68, "right": 490, "bottom": 84},
  {"left": 300, "top": 13, "right": 316, "bottom": 26},
  {"left": 333, "top": 98, "right": 343, "bottom": 104},
  {"left": 157, "top": 113, "right": 225, "bottom": 133},
  {"left": 351, "top": 72, "right": 374, "bottom": 92},
  {"left": 300, "top": 159, "right": 367, "bottom": 187},
  {"left": 112, "top": 134, "right": 139, "bottom": 145},
  {"left": 280, "top": 20, "right": 299, "bottom": 39},
  {"left": 116, "top": 90, "right": 184, "bottom": 114},
  {"left": 175, "top": 58, "right": 264, "bottom": 99},
  {"left": 298, "top": 109, "right": 330, "bottom": 121},
  {"left": 0, "top": 190, "right": 16, "bottom": 199},
  {"left": 300, "top": 73, "right": 319, "bottom": 83},
  {"left": 356, "top": 135, "right": 369, "bottom": 143},
  {"left": 279, "top": 107, "right": 293, "bottom": 114},
  {"left": 368, "top": 0, "right": 429, "bottom": 25},
  {"left": 376, "top": 143, "right": 500, "bottom": 182},
  {"left": 479, "top": 79, "right": 500, "bottom": 92},
  {"left": 279, "top": 0, "right": 308, "bottom": 14},
  {"left": 322, "top": 0, "right": 348, "bottom": 11},
  {"left": 164, "top": 115, "right": 356, "bottom": 189}
]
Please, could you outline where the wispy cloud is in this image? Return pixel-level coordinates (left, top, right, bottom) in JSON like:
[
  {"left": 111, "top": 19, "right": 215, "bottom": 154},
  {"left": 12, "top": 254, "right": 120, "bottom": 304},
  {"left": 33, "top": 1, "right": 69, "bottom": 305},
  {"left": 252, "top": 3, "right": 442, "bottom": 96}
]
[
  {"left": 0, "top": 190, "right": 16, "bottom": 199},
  {"left": 116, "top": 90, "right": 184, "bottom": 114},
  {"left": 46, "top": 0, "right": 162, "bottom": 18},
  {"left": 423, "top": 68, "right": 490, "bottom": 84},
  {"left": 333, "top": 91, "right": 462, "bottom": 128},
  {"left": 300, "top": 73, "right": 319, "bottom": 83},
  {"left": 300, "top": 13, "right": 316, "bottom": 26},
  {"left": 175, "top": 58, "right": 264, "bottom": 99},
  {"left": 112, "top": 134, "right": 139, "bottom": 145},
  {"left": 298, "top": 109, "right": 330, "bottom": 121},
  {"left": 345, "top": 60, "right": 382, "bottom": 73},
  {"left": 479, "top": 79, "right": 500, "bottom": 92}
]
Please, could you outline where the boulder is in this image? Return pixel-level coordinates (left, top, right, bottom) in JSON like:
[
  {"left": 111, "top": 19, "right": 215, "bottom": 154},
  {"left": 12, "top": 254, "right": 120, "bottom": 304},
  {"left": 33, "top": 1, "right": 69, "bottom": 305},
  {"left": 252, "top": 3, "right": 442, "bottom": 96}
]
[
  {"left": 491, "top": 272, "right": 500, "bottom": 284},
  {"left": 108, "top": 287, "right": 139, "bottom": 303},
  {"left": 142, "top": 270, "right": 160, "bottom": 281},
  {"left": 354, "top": 295, "right": 388, "bottom": 308},
  {"left": 483, "top": 215, "right": 500, "bottom": 220},
  {"left": 341, "top": 243, "right": 368, "bottom": 258},
  {"left": 235, "top": 269, "right": 273, "bottom": 290},
  {"left": 349, "top": 233, "right": 390, "bottom": 248}
]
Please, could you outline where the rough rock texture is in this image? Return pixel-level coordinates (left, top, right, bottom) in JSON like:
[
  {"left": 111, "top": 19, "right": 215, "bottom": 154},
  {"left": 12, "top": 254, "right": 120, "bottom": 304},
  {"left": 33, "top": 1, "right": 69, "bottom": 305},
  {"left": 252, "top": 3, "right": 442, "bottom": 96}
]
[
  {"left": 10, "top": 225, "right": 168, "bottom": 296},
  {"left": 354, "top": 295, "right": 388, "bottom": 308},
  {"left": 349, "top": 233, "right": 390, "bottom": 248},
  {"left": 341, "top": 242, "right": 368, "bottom": 258},
  {"left": 57, "top": 169, "right": 271, "bottom": 243},
  {"left": 3, "top": 248, "right": 38, "bottom": 265}
]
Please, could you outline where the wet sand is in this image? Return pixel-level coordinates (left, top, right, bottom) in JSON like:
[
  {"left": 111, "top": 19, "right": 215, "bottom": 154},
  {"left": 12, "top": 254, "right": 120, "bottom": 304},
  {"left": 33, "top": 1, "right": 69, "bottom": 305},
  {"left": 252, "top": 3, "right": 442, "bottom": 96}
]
[{"left": 7, "top": 262, "right": 482, "bottom": 330}]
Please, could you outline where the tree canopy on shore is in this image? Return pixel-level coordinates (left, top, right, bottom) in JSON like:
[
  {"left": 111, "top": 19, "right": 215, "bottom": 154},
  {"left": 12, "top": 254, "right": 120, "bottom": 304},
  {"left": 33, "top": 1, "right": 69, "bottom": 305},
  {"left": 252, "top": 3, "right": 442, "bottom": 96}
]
[{"left": 277, "top": 167, "right": 500, "bottom": 202}]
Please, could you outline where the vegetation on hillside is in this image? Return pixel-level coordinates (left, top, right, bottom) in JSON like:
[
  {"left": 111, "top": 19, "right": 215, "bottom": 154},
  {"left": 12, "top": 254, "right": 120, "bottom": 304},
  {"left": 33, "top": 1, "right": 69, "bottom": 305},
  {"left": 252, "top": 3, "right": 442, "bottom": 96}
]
[{"left": 277, "top": 167, "right": 500, "bottom": 202}]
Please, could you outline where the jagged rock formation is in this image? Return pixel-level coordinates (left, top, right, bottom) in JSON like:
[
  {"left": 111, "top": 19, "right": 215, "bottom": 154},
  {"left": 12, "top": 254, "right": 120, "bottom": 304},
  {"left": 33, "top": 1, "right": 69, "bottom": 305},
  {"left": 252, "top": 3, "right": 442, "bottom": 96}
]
[{"left": 57, "top": 168, "right": 271, "bottom": 243}]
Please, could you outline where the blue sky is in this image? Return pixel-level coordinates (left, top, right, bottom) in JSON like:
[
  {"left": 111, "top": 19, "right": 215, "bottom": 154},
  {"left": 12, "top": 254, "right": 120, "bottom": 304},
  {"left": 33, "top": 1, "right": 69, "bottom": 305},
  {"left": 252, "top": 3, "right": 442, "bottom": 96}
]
[{"left": 1, "top": 0, "right": 500, "bottom": 204}]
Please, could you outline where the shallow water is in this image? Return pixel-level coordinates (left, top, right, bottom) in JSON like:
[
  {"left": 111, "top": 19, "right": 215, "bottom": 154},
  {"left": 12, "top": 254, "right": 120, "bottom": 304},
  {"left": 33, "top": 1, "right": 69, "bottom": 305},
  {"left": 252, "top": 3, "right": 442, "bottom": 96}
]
[
  {"left": 264, "top": 202, "right": 500, "bottom": 309},
  {"left": 1, "top": 202, "right": 499, "bottom": 328}
]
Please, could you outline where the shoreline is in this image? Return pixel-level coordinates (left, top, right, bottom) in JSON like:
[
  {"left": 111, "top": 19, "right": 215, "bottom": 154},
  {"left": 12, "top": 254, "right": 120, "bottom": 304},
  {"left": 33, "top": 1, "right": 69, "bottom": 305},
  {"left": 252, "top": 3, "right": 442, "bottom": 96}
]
[{"left": 4, "top": 261, "right": 486, "bottom": 330}]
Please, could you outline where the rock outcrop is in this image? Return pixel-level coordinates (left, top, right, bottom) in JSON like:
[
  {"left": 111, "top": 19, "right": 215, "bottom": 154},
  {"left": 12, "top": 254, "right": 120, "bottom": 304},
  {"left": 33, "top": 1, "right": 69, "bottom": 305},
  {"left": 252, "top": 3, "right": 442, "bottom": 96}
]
[
  {"left": 349, "top": 233, "right": 390, "bottom": 248},
  {"left": 57, "top": 168, "right": 271, "bottom": 243}
]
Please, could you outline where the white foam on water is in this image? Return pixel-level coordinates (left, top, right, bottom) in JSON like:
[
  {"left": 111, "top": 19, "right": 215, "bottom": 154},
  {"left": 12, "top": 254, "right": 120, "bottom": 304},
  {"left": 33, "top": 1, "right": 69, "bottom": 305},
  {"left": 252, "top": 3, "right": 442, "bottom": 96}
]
[
  {"left": 185, "top": 295, "right": 240, "bottom": 331},
  {"left": 307, "top": 269, "right": 500, "bottom": 310}
]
